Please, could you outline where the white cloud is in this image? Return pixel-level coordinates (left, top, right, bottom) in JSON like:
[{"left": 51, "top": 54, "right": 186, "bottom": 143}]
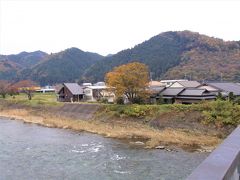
[{"left": 0, "top": 0, "right": 240, "bottom": 55}]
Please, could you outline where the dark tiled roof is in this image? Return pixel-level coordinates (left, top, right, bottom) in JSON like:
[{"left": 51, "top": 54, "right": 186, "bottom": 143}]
[
  {"left": 179, "top": 89, "right": 206, "bottom": 96},
  {"left": 160, "top": 88, "right": 184, "bottom": 96},
  {"left": 176, "top": 88, "right": 216, "bottom": 100},
  {"left": 207, "top": 83, "right": 240, "bottom": 95},
  {"left": 64, "top": 83, "right": 84, "bottom": 95},
  {"left": 176, "top": 96, "right": 216, "bottom": 100},
  {"left": 177, "top": 81, "right": 201, "bottom": 88},
  {"left": 179, "top": 89, "right": 216, "bottom": 96}
]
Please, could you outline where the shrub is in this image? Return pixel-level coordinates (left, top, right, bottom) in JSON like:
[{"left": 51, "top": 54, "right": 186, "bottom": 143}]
[
  {"left": 131, "top": 97, "right": 145, "bottom": 104},
  {"left": 216, "top": 92, "right": 224, "bottom": 100},
  {"left": 116, "top": 97, "right": 124, "bottom": 104},
  {"left": 202, "top": 100, "right": 240, "bottom": 127},
  {"left": 100, "top": 98, "right": 108, "bottom": 104},
  {"left": 156, "top": 96, "right": 165, "bottom": 105},
  {"left": 228, "top": 92, "right": 235, "bottom": 102},
  {"left": 234, "top": 97, "right": 240, "bottom": 105},
  {"left": 123, "top": 105, "right": 151, "bottom": 117}
]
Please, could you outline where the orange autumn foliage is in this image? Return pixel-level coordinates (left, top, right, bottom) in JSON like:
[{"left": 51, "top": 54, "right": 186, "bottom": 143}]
[{"left": 105, "top": 62, "right": 149, "bottom": 103}]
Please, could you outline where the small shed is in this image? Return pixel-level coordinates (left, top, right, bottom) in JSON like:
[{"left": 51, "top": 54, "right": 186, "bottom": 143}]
[{"left": 58, "top": 83, "right": 84, "bottom": 102}]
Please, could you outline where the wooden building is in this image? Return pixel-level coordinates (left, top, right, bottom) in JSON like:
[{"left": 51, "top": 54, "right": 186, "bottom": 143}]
[
  {"left": 153, "top": 87, "right": 216, "bottom": 104},
  {"left": 58, "top": 83, "right": 84, "bottom": 102},
  {"left": 198, "top": 83, "right": 240, "bottom": 96},
  {"left": 174, "top": 89, "right": 216, "bottom": 104}
]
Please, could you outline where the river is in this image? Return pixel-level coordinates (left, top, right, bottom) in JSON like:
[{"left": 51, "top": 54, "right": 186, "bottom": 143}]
[{"left": 0, "top": 118, "right": 208, "bottom": 180}]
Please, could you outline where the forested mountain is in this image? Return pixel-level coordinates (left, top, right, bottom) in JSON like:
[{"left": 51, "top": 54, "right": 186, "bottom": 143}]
[
  {"left": 1, "top": 30, "right": 240, "bottom": 84},
  {"left": 0, "top": 51, "right": 47, "bottom": 80},
  {"left": 82, "top": 31, "right": 184, "bottom": 82},
  {"left": 163, "top": 31, "right": 240, "bottom": 81},
  {"left": 20, "top": 48, "right": 104, "bottom": 85},
  {"left": 0, "top": 60, "right": 20, "bottom": 80},
  {"left": 83, "top": 31, "right": 240, "bottom": 82},
  {"left": 0, "top": 51, "right": 47, "bottom": 68}
]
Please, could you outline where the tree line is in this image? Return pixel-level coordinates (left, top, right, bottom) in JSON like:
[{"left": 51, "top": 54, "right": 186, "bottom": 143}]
[{"left": 0, "top": 80, "right": 37, "bottom": 100}]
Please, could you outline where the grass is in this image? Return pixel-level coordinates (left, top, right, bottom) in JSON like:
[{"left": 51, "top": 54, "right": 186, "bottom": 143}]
[{"left": 2, "top": 92, "right": 62, "bottom": 107}]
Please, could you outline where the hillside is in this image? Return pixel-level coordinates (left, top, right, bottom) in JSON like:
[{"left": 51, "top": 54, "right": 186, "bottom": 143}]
[
  {"left": 20, "top": 48, "right": 104, "bottom": 85},
  {"left": 163, "top": 31, "right": 240, "bottom": 81},
  {"left": 0, "top": 50, "right": 47, "bottom": 68},
  {"left": 0, "top": 51, "right": 48, "bottom": 80},
  {"left": 83, "top": 31, "right": 240, "bottom": 82},
  {"left": 1, "top": 30, "right": 240, "bottom": 84},
  {"left": 0, "top": 60, "right": 20, "bottom": 80}
]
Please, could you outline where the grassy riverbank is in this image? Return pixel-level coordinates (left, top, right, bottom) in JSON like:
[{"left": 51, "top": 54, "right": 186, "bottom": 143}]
[
  {"left": 1, "top": 95, "right": 239, "bottom": 152},
  {"left": 4, "top": 93, "right": 61, "bottom": 107}
]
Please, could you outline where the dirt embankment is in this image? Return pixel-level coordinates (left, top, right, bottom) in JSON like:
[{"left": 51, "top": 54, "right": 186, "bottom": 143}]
[
  {"left": 57, "top": 103, "right": 100, "bottom": 120},
  {"left": 0, "top": 101, "right": 222, "bottom": 152}
]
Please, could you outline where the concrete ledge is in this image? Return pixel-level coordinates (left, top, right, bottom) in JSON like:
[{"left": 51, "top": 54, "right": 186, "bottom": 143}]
[{"left": 187, "top": 126, "right": 240, "bottom": 180}]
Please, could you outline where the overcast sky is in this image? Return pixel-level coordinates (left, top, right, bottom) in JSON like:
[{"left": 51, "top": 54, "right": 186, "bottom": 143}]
[{"left": 0, "top": 0, "right": 240, "bottom": 56}]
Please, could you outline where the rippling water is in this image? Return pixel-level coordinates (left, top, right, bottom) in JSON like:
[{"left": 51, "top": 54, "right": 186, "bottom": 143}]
[{"left": 0, "top": 118, "right": 208, "bottom": 180}]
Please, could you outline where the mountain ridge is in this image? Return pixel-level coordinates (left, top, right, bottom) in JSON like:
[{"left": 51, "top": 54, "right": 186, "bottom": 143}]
[
  {"left": 20, "top": 47, "right": 104, "bottom": 85},
  {"left": 83, "top": 30, "right": 240, "bottom": 82},
  {"left": 1, "top": 30, "right": 240, "bottom": 84}
]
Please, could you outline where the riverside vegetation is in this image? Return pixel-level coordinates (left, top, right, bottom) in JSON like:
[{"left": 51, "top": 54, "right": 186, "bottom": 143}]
[{"left": 0, "top": 93, "right": 239, "bottom": 152}]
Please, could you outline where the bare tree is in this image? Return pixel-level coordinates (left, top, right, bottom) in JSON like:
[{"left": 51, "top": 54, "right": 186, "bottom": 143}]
[
  {"left": 13, "top": 80, "right": 38, "bottom": 100},
  {"left": 0, "top": 80, "right": 9, "bottom": 98},
  {"left": 22, "top": 88, "right": 34, "bottom": 100}
]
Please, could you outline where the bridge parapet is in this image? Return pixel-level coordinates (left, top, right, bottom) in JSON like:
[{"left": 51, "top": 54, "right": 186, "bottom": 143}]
[{"left": 187, "top": 126, "right": 240, "bottom": 180}]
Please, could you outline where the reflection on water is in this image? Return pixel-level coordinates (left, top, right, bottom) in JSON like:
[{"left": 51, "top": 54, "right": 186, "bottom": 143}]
[{"left": 0, "top": 118, "right": 208, "bottom": 180}]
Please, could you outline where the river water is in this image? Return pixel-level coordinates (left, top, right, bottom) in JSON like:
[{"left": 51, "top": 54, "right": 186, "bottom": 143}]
[{"left": 0, "top": 118, "right": 208, "bottom": 180}]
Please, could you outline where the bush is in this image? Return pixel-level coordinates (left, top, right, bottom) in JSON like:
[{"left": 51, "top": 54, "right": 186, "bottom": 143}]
[
  {"left": 104, "top": 104, "right": 171, "bottom": 118},
  {"left": 156, "top": 96, "right": 165, "bottom": 105},
  {"left": 202, "top": 100, "right": 240, "bottom": 127},
  {"left": 116, "top": 97, "right": 124, "bottom": 104},
  {"left": 100, "top": 98, "right": 108, "bottom": 104},
  {"left": 228, "top": 92, "right": 235, "bottom": 102},
  {"left": 234, "top": 97, "right": 240, "bottom": 105},
  {"left": 123, "top": 105, "right": 151, "bottom": 117},
  {"left": 131, "top": 97, "right": 145, "bottom": 104},
  {"left": 216, "top": 92, "right": 224, "bottom": 100}
]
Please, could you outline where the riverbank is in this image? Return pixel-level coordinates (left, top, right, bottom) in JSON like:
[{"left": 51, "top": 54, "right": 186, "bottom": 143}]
[
  {"left": 0, "top": 99, "right": 227, "bottom": 152},
  {"left": 0, "top": 118, "right": 209, "bottom": 180}
]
